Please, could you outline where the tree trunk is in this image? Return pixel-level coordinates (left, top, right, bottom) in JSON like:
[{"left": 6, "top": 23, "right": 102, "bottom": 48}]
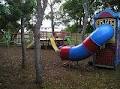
[
  {"left": 78, "top": 18, "right": 82, "bottom": 34},
  {"left": 34, "top": 0, "right": 48, "bottom": 84},
  {"left": 50, "top": 3, "right": 54, "bottom": 35},
  {"left": 33, "top": 25, "right": 43, "bottom": 84},
  {"left": 21, "top": 17, "right": 26, "bottom": 69},
  {"left": 81, "top": 0, "right": 89, "bottom": 40}
]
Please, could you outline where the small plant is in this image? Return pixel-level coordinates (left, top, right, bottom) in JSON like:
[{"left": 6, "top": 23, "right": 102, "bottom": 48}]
[
  {"left": 85, "top": 22, "right": 94, "bottom": 34},
  {"left": 3, "top": 30, "right": 11, "bottom": 47},
  {"left": 65, "top": 24, "right": 78, "bottom": 33}
]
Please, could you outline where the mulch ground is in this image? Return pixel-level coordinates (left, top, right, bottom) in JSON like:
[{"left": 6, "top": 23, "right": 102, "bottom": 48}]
[{"left": 0, "top": 46, "right": 120, "bottom": 89}]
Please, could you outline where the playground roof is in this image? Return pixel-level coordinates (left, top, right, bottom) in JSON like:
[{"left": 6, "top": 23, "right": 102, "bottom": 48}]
[{"left": 94, "top": 7, "right": 119, "bottom": 19}]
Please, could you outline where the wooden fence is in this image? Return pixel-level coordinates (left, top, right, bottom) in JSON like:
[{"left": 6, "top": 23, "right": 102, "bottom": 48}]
[{"left": 0, "top": 32, "right": 83, "bottom": 46}]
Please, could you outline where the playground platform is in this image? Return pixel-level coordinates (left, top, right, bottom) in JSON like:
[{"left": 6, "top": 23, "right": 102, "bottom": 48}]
[{"left": 40, "top": 37, "right": 66, "bottom": 47}]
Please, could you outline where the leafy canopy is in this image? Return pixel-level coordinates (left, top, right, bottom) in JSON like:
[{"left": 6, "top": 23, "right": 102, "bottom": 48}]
[
  {"left": 0, "top": 0, "right": 36, "bottom": 33},
  {"left": 61, "top": 0, "right": 83, "bottom": 20}
]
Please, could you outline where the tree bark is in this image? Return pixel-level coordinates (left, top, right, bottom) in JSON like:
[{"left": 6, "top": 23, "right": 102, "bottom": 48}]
[
  {"left": 21, "top": 16, "right": 26, "bottom": 69},
  {"left": 34, "top": 0, "right": 48, "bottom": 84},
  {"left": 33, "top": 25, "right": 43, "bottom": 84},
  {"left": 81, "top": 0, "right": 89, "bottom": 40},
  {"left": 50, "top": 3, "right": 54, "bottom": 34}
]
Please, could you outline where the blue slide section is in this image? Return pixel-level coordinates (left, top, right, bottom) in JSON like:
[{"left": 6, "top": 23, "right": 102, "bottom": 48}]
[
  {"left": 90, "top": 24, "right": 114, "bottom": 46},
  {"left": 69, "top": 43, "right": 92, "bottom": 61},
  {"left": 68, "top": 24, "right": 114, "bottom": 61}
]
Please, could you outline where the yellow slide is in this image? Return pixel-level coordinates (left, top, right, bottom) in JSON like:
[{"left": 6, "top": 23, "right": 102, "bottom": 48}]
[
  {"left": 27, "top": 41, "right": 34, "bottom": 48},
  {"left": 50, "top": 36, "right": 59, "bottom": 52}
]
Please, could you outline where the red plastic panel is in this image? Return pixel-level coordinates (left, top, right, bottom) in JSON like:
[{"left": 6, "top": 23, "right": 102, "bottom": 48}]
[
  {"left": 60, "top": 46, "right": 70, "bottom": 60},
  {"left": 95, "top": 48, "right": 115, "bottom": 65},
  {"left": 83, "top": 37, "right": 99, "bottom": 53}
]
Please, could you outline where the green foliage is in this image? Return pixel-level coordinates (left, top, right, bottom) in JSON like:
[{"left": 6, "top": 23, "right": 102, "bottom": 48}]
[
  {"left": 21, "top": 0, "right": 36, "bottom": 15},
  {"left": 104, "top": 0, "right": 120, "bottom": 11},
  {"left": 0, "top": 4, "right": 9, "bottom": 29},
  {"left": 61, "top": 0, "right": 83, "bottom": 20},
  {"left": 3, "top": 30, "right": 12, "bottom": 47},
  {"left": 85, "top": 23, "right": 94, "bottom": 34},
  {"left": 60, "top": 0, "right": 120, "bottom": 26},
  {"left": 8, "top": 5, "right": 21, "bottom": 21},
  {"left": 0, "top": 0, "right": 36, "bottom": 34},
  {"left": 65, "top": 36, "right": 74, "bottom": 45},
  {"left": 65, "top": 24, "right": 78, "bottom": 33}
]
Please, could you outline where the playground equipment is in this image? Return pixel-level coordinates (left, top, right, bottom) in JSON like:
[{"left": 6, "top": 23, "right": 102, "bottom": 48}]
[
  {"left": 26, "top": 31, "right": 67, "bottom": 49},
  {"left": 60, "top": 24, "right": 113, "bottom": 60},
  {"left": 93, "top": 7, "right": 120, "bottom": 69},
  {"left": 50, "top": 36, "right": 59, "bottom": 52},
  {"left": 59, "top": 7, "right": 120, "bottom": 69}
]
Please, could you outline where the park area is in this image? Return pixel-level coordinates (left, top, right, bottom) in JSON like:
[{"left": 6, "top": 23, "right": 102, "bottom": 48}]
[
  {"left": 1, "top": 0, "right": 120, "bottom": 89},
  {"left": 0, "top": 46, "right": 120, "bottom": 89}
]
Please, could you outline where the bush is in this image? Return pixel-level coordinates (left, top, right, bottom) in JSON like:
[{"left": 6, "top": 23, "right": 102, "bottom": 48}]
[
  {"left": 85, "top": 23, "right": 94, "bottom": 34},
  {"left": 65, "top": 24, "right": 78, "bottom": 33}
]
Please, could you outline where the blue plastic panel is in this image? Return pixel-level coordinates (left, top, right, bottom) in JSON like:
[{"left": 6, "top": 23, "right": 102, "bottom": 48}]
[
  {"left": 90, "top": 24, "right": 114, "bottom": 46},
  {"left": 69, "top": 43, "right": 92, "bottom": 61}
]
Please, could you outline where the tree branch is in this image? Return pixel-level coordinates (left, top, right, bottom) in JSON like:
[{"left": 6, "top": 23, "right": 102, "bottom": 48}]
[{"left": 43, "top": 0, "right": 48, "bottom": 11}]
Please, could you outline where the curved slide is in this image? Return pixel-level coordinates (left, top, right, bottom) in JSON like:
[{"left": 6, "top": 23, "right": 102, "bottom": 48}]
[{"left": 60, "top": 24, "right": 114, "bottom": 61}]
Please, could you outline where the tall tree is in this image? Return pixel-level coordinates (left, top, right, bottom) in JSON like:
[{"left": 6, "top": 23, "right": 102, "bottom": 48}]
[
  {"left": 20, "top": 11, "right": 26, "bottom": 68},
  {"left": 81, "top": 0, "right": 89, "bottom": 40},
  {"left": 20, "top": 0, "right": 36, "bottom": 68},
  {"left": 49, "top": 0, "right": 54, "bottom": 34},
  {"left": 60, "top": 0, "right": 102, "bottom": 39},
  {"left": 46, "top": 0, "right": 61, "bottom": 35},
  {"left": 34, "top": 0, "right": 48, "bottom": 84},
  {"left": 61, "top": 0, "right": 83, "bottom": 30},
  {"left": 0, "top": 1, "right": 20, "bottom": 33},
  {"left": 3, "top": 0, "right": 36, "bottom": 68}
]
